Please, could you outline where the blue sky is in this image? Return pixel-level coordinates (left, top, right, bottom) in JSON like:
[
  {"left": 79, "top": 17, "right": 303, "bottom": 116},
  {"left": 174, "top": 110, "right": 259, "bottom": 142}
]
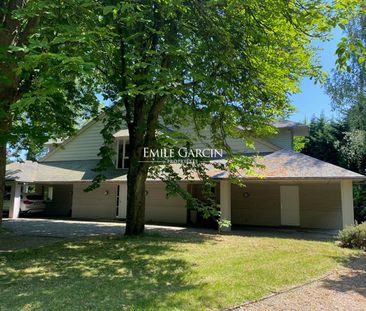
[{"left": 290, "top": 28, "right": 343, "bottom": 122}]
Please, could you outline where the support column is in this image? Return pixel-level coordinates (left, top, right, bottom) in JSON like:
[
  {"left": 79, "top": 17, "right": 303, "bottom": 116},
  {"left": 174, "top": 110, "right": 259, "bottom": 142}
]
[
  {"left": 341, "top": 180, "right": 354, "bottom": 228},
  {"left": 9, "top": 183, "right": 21, "bottom": 219},
  {"left": 220, "top": 180, "right": 231, "bottom": 231}
]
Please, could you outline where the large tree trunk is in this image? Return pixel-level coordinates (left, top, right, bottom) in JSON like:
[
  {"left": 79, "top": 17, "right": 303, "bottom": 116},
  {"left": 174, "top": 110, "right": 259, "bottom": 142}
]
[
  {"left": 121, "top": 3, "right": 170, "bottom": 235},
  {"left": 124, "top": 110, "right": 150, "bottom": 235},
  {"left": 125, "top": 161, "right": 148, "bottom": 235}
]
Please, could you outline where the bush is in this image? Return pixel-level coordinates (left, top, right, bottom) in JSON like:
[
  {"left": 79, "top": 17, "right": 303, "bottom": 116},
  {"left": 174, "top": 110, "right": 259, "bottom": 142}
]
[{"left": 337, "top": 222, "right": 366, "bottom": 250}]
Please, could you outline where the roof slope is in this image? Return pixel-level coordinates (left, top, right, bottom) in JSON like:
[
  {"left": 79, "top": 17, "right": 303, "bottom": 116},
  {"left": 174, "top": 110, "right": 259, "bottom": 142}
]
[
  {"left": 207, "top": 150, "right": 366, "bottom": 180},
  {"left": 6, "top": 160, "right": 127, "bottom": 183},
  {"left": 6, "top": 150, "right": 365, "bottom": 183}
]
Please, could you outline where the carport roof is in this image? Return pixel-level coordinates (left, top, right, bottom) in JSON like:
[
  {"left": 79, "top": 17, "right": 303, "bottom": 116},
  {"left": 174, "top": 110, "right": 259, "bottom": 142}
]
[
  {"left": 206, "top": 150, "right": 366, "bottom": 181},
  {"left": 6, "top": 160, "right": 128, "bottom": 183},
  {"left": 5, "top": 150, "right": 366, "bottom": 183}
]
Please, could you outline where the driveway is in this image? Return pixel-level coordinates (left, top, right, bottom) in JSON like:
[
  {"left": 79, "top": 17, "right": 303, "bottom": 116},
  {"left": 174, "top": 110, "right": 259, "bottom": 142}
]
[
  {"left": 2, "top": 218, "right": 338, "bottom": 239},
  {"left": 0, "top": 218, "right": 191, "bottom": 252},
  {"left": 232, "top": 255, "right": 366, "bottom": 311},
  {"left": 1, "top": 218, "right": 187, "bottom": 238}
]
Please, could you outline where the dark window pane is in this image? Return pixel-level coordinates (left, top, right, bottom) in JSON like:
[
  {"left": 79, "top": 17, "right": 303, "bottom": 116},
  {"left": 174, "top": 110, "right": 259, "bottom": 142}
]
[
  {"left": 125, "top": 142, "right": 130, "bottom": 156},
  {"left": 124, "top": 158, "right": 130, "bottom": 169},
  {"left": 118, "top": 142, "right": 124, "bottom": 168}
]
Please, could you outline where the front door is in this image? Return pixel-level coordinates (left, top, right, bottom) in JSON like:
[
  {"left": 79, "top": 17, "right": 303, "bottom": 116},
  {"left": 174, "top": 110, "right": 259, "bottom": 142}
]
[
  {"left": 280, "top": 186, "right": 300, "bottom": 226},
  {"left": 117, "top": 184, "right": 127, "bottom": 219}
]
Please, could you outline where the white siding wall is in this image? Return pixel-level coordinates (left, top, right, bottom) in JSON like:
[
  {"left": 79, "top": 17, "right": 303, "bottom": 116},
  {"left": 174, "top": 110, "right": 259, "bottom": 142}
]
[
  {"left": 72, "top": 181, "right": 186, "bottom": 223},
  {"left": 44, "top": 121, "right": 106, "bottom": 161},
  {"left": 72, "top": 182, "right": 118, "bottom": 219},
  {"left": 177, "top": 125, "right": 281, "bottom": 153},
  {"left": 145, "top": 182, "right": 187, "bottom": 224},
  {"left": 43, "top": 121, "right": 293, "bottom": 162}
]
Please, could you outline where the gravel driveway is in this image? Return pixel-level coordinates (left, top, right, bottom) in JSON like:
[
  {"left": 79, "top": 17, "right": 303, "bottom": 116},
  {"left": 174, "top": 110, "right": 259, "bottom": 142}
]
[
  {"left": 232, "top": 255, "right": 366, "bottom": 311},
  {"left": 2, "top": 218, "right": 187, "bottom": 238},
  {"left": 1, "top": 218, "right": 189, "bottom": 251}
]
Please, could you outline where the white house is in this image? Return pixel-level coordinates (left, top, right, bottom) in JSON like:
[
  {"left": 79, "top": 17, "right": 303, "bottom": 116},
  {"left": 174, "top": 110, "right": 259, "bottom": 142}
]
[{"left": 5, "top": 119, "right": 366, "bottom": 230}]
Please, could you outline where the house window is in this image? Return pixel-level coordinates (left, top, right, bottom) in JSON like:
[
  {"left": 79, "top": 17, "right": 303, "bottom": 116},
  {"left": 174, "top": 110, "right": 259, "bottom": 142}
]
[{"left": 117, "top": 140, "right": 130, "bottom": 169}]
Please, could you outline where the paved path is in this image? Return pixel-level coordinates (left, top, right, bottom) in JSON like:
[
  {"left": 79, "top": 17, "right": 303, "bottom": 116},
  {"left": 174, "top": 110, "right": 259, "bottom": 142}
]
[
  {"left": 2, "top": 218, "right": 188, "bottom": 238},
  {"left": 233, "top": 255, "right": 366, "bottom": 311},
  {"left": 1, "top": 218, "right": 194, "bottom": 252},
  {"left": 2, "top": 218, "right": 337, "bottom": 240}
]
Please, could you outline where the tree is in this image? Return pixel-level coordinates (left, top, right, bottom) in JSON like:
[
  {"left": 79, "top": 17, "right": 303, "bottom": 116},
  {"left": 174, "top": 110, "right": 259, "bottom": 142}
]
[
  {"left": 0, "top": 0, "right": 99, "bottom": 223},
  {"left": 326, "top": 11, "right": 366, "bottom": 223},
  {"left": 301, "top": 115, "right": 346, "bottom": 165},
  {"left": 326, "top": 11, "right": 366, "bottom": 171},
  {"left": 328, "top": 13, "right": 366, "bottom": 128},
  {"left": 78, "top": 0, "right": 348, "bottom": 235}
]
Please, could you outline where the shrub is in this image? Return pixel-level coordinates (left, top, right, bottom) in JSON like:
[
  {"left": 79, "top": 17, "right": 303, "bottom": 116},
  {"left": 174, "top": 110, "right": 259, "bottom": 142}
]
[{"left": 337, "top": 222, "right": 366, "bottom": 250}]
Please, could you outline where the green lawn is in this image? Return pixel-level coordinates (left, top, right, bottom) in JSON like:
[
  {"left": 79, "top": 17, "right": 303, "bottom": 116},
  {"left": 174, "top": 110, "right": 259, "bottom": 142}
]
[{"left": 0, "top": 232, "right": 359, "bottom": 311}]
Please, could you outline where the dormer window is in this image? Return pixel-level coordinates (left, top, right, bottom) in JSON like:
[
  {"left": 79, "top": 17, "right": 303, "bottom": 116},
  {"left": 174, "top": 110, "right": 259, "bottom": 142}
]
[{"left": 117, "top": 139, "right": 130, "bottom": 169}]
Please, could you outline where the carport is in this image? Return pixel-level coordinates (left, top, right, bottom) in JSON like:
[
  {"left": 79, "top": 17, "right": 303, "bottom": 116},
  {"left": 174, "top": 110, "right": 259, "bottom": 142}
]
[
  {"left": 5, "top": 160, "right": 127, "bottom": 220},
  {"left": 4, "top": 182, "right": 73, "bottom": 218}
]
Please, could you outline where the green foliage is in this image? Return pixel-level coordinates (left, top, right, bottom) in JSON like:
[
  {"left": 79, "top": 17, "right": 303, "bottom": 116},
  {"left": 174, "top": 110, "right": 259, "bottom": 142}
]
[
  {"left": 354, "top": 185, "right": 366, "bottom": 223},
  {"left": 302, "top": 115, "right": 345, "bottom": 166},
  {"left": 323, "top": 11, "right": 366, "bottom": 224},
  {"left": 1, "top": 0, "right": 100, "bottom": 155},
  {"left": 337, "top": 130, "right": 366, "bottom": 172},
  {"left": 293, "top": 136, "right": 308, "bottom": 152},
  {"left": 327, "top": 12, "right": 366, "bottom": 131},
  {"left": 217, "top": 219, "right": 231, "bottom": 233},
  {"left": 335, "top": 4, "right": 366, "bottom": 71},
  {"left": 338, "top": 222, "right": 366, "bottom": 249}
]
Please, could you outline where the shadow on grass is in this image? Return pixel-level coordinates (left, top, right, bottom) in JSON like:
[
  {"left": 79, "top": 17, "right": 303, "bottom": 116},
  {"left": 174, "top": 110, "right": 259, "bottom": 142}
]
[
  {"left": 227, "top": 225, "right": 339, "bottom": 242},
  {"left": 0, "top": 233, "right": 211, "bottom": 310},
  {"left": 321, "top": 254, "right": 366, "bottom": 298}
]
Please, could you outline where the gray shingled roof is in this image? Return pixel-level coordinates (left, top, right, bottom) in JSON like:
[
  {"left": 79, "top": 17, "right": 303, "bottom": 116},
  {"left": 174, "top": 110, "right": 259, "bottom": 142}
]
[
  {"left": 206, "top": 150, "right": 366, "bottom": 180},
  {"left": 6, "top": 160, "right": 128, "bottom": 183},
  {"left": 6, "top": 150, "right": 365, "bottom": 183},
  {"left": 271, "top": 120, "right": 309, "bottom": 136},
  {"left": 272, "top": 120, "right": 306, "bottom": 128}
]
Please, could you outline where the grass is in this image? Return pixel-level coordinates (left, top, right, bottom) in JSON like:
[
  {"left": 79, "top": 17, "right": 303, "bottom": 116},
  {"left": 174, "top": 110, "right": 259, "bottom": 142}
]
[
  {"left": 0, "top": 226, "right": 11, "bottom": 235},
  {"left": 0, "top": 225, "right": 62, "bottom": 252},
  {"left": 0, "top": 231, "right": 360, "bottom": 311}
]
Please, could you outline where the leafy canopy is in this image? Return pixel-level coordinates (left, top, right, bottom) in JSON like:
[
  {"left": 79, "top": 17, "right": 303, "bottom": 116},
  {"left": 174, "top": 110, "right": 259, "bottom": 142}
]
[
  {"left": 0, "top": 0, "right": 100, "bottom": 158},
  {"left": 89, "top": 0, "right": 334, "bottom": 168}
]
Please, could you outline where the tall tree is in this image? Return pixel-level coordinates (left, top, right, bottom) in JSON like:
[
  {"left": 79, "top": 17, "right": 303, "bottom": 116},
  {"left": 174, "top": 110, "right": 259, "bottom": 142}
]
[
  {"left": 328, "top": 13, "right": 366, "bottom": 129},
  {"left": 302, "top": 115, "right": 346, "bottom": 166},
  {"left": 326, "top": 10, "right": 366, "bottom": 223},
  {"left": 326, "top": 10, "right": 366, "bottom": 173},
  {"left": 0, "top": 0, "right": 99, "bottom": 223},
  {"left": 81, "top": 0, "right": 348, "bottom": 235}
]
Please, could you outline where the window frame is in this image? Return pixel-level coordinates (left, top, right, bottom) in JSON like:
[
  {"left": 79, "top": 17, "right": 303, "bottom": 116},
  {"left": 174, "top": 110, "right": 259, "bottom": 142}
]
[{"left": 116, "top": 139, "right": 129, "bottom": 169}]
